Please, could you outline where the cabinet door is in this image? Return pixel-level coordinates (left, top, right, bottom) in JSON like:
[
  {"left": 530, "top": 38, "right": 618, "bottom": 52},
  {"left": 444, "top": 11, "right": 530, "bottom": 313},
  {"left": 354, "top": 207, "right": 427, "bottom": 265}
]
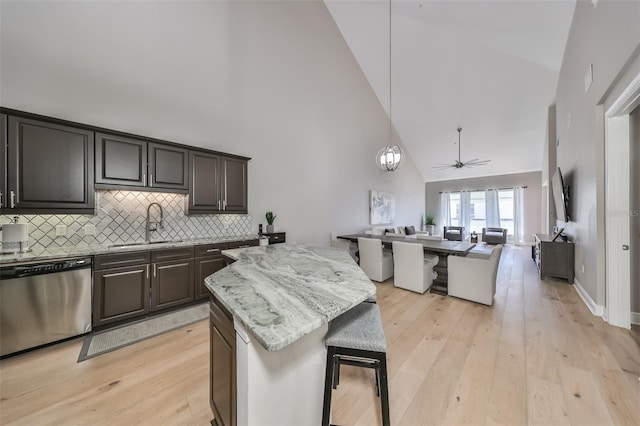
[
  {"left": 188, "top": 150, "right": 222, "bottom": 213},
  {"left": 221, "top": 157, "right": 247, "bottom": 213},
  {"left": 1, "top": 114, "right": 6, "bottom": 209},
  {"left": 195, "top": 256, "right": 226, "bottom": 300},
  {"left": 151, "top": 258, "right": 194, "bottom": 311},
  {"left": 210, "top": 298, "right": 236, "bottom": 426},
  {"left": 95, "top": 132, "right": 147, "bottom": 187},
  {"left": 6, "top": 116, "right": 94, "bottom": 211},
  {"left": 93, "top": 264, "right": 150, "bottom": 327},
  {"left": 148, "top": 142, "right": 188, "bottom": 191}
]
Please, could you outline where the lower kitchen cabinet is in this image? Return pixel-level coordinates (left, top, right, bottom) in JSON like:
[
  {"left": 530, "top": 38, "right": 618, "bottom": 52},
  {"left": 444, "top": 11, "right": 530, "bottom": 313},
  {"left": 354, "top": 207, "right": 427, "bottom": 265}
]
[
  {"left": 152, "top": 258, "right": 194, "bottom": 311},
  {"left": 151, "top": 247, "right": 195, "bottom": 311},
  {"left": 210, "top": 297, "right": 236, "bottom": 426},
  {"left": 195, "top": 243, "right": 228, "bottom": 300},
  {"left": 93, "top": 263, "right": 150, "bottom": 327}
]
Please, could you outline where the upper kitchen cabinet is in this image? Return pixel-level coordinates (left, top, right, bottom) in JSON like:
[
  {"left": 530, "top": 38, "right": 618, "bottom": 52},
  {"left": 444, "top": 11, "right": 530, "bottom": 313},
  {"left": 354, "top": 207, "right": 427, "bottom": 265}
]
[
  {"left": 95, "top": 133, "right": 188, "bottom": 193},
  {"left": 3, "top": 115, "right": 95, "bottom": 213},
  {"left": 187, "top": 151, "right": 248, "bottom": 214},
  {"left": 1, "top": 114, "right": 7, "bottom": 209},
  {"left": 222, "top": 156, "right": 248, "bottom": 213}
]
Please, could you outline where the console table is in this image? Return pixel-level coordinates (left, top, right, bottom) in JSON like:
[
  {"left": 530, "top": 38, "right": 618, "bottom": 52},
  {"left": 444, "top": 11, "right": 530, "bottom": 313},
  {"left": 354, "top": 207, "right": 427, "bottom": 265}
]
[{"left": 534, "top": 233, "right": 574, "bottom": 283}]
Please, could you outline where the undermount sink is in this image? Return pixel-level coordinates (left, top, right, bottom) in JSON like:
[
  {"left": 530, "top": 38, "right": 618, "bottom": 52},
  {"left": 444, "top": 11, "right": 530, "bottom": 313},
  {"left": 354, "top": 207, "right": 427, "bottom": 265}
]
[{"left": 108, "top": 240, "right": 184, "bottom": 249}]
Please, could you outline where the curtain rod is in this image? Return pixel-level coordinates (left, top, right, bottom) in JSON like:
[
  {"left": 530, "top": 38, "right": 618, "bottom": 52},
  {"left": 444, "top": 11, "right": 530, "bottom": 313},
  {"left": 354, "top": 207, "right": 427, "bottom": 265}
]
[{"left": 438, "top": 186, "right": 527, "bottom": 194}]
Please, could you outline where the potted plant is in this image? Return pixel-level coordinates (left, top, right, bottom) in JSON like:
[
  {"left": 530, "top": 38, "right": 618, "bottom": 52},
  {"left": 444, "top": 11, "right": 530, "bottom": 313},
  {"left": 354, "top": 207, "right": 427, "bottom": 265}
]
[
  {"left": 425, "top": 214, "right": 436, "bottom": 235},
  {"left": 265, "top": 211, "right": 276, "bottom": 233}
]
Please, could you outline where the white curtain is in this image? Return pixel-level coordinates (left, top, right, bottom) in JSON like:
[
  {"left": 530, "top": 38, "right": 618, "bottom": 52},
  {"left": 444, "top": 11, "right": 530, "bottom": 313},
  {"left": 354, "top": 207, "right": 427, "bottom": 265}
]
[
  {"left": 485, "top": 189, "right": 501, "bottom": 228},
  {"left": 513, "top": 186, "right": 525, "bottom": 244},
  {"left": 440, "top": 192, "right": 451, "bottom": 234},
  {"left": 460, "top": 191, "right": 471, "bottom": 233}
]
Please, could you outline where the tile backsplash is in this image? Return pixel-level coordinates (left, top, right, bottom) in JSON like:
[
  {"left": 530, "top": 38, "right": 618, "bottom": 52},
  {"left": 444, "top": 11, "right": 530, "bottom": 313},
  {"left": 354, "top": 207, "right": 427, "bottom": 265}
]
[{"left": 0, "top": 191, "right": 253, "bottom": 251}]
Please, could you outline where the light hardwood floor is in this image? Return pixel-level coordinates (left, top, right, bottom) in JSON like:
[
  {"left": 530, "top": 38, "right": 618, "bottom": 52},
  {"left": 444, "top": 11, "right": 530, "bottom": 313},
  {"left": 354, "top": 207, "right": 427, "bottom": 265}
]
[{"left": 1, "top": 246, "right": 638, "bottom": 425}]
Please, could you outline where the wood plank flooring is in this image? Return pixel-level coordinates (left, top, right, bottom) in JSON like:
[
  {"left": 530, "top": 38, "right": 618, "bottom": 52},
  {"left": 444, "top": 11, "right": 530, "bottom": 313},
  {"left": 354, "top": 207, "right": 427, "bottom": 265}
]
[{"left": 1, "top": 245, "right": 638, "bottom": 425}]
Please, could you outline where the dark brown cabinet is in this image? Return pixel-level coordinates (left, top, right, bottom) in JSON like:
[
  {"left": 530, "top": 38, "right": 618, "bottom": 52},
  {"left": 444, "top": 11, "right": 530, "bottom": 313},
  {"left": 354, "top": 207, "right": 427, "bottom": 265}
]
[
  {"left": 227, "top": 239, "right": 259, "bottom": 249},
  {"left": 221, "top": 157, "right": 247, "bottom": 213},
  {"left": 93, "top": 251, "right": 151, "bottom": 327},
  {"left": 209, "top": 297, "right": 236, "bottom": 426},
  {"left": 188, "top": 150, "right": 248, "bottom": 214},
  {"left": 534, "top": 233, "right": 575, "bottom": 283},
  {"left": 1, "top": 114, "right": 7, "bottom": 209},
  {"left": 151, "top": 247, "right": 195, "bottom": 311},
  {"left": 188, "top": 151, "right": 222, "bottom": 213},
  {"left": 195, "top": 243, "right": 228, "bottom": 300},
  {"left": 95, "top": 132, "right": 188, "bottom": 192},
  {"left": 260, "top": 232, "right": 285, "bottom": 245},
  {"left": 3, "top": 115, "right": 94, "bottom": 213}
]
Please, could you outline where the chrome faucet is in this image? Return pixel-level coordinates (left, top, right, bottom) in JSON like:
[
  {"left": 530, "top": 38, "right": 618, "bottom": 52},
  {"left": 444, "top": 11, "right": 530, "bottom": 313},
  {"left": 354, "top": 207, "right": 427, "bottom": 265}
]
[{"left": 146, "top": 202, "right": 164, "bottom": 242}]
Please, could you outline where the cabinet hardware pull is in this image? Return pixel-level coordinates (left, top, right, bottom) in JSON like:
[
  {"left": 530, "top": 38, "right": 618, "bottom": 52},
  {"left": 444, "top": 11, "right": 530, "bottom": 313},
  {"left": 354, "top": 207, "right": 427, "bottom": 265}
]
[
  {"left": 223, "top": 200, "right": 227, "bottom": 210},
  {"left": 206, "top": 248, "right": 220, "bottom": 253},
  {"left": 153, "top": 264, "right": 157, "bottom": 277},
  {"left": 218, "top": 200, "right": 221, "bottom": 210},
  {"left": 143, "top": 174, "right": 147, "bottom": 186},
  {"left": 150, "top": 174, "right": 153, "bottom": 187},
  {"left": 10, "top": 191, "right": 16, "bottom": 208},
  {"left": 0, "top": 191, "right": 3, "bottom": 207},
  {"left": 146, "top": 264, "right": 149, "bottom": 279}
]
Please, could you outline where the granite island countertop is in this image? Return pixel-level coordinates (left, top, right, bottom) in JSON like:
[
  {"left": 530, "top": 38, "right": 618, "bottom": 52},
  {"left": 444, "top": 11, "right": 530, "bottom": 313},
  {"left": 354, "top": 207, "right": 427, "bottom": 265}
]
[
  {"left": 0, "top": 234, "right": 260, "bottom": 264},
  {"left": 205, "top": 242, "right": 376, "bottom": 351}
]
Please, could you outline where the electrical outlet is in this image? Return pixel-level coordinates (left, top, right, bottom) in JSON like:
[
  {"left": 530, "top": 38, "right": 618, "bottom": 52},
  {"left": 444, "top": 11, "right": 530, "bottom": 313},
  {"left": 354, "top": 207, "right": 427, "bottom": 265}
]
[
  {"left": 85, "top": 224, "right": 96, "bottom": 236},
  {"left": 56, "top": 224, "right": 67, "bottom": 236}
]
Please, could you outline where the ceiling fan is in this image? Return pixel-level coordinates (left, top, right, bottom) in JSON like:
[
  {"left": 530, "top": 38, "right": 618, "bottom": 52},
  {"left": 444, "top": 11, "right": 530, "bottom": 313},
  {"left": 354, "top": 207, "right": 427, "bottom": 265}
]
[{"left": 433, "top": 127, "right": 491, "bottom": 170}]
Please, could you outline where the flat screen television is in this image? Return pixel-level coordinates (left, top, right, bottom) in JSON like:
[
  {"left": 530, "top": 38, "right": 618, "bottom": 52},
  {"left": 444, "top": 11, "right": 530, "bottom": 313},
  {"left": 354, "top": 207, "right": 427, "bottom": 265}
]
[{"left": 551, "top": 167, "right": 569, "bottom": 222}]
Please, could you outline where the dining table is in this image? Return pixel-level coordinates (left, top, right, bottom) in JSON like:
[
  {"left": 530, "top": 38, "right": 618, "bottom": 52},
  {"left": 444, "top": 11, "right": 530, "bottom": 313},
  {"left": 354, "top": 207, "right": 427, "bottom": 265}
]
[{"left": 337, "top": 233, "right": 476, "bottom": 295}]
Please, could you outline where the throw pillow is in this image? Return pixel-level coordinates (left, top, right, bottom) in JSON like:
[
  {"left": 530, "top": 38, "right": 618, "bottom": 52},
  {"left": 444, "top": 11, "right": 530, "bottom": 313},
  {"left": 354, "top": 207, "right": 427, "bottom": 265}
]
[
  {"left": 385, "top": 228, "right": 395, "bottom": 235},
  {"left": 405, "top": 226, "right": 416, "bottom": 235}
]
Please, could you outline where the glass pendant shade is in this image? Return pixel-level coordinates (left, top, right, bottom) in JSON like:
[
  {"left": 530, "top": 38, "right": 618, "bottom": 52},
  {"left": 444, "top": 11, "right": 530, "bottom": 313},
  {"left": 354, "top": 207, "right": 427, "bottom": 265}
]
[{"left": 376, "top": 145, "right": 403, "bottom": 172}]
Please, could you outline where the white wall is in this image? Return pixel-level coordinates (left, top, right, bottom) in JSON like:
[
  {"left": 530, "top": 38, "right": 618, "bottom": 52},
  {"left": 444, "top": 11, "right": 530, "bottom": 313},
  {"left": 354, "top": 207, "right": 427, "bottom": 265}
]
[
  {"left": 0, "top": 0, "right": 425, "bottom": 246},
  {"left": 554, "top": 0, "right": 640, "bottom": 305},
  {"left": 425, "top": 171, "right": 542, "bottom": 244},
  {"left": 630, "top": 106, "right": 639, "bottom": 314}
]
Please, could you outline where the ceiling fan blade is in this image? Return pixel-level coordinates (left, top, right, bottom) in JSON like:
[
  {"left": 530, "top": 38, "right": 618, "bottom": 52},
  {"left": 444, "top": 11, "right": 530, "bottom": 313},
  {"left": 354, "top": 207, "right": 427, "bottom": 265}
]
[
  {"left": 467, "top": 159, "right": 491, "bottom": 166},
  {"left": 432, "top": 164, "right": 455, "bottom": 169}
]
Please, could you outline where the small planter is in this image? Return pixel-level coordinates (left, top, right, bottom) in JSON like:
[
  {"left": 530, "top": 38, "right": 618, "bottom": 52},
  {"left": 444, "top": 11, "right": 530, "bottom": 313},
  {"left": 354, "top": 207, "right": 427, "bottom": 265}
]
[
  {"left": 266, "top": 225, "right": 274, "bottom": 233},
  {"left": 426, "top": 225, "right": 435, "bottom": 235}
]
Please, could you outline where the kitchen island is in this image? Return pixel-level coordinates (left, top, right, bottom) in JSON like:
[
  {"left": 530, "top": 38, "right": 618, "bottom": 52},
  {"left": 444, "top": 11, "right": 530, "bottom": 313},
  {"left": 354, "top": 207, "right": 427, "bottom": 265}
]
[{"left": 204, "top": 243, "right": 375, "bottom": 426}]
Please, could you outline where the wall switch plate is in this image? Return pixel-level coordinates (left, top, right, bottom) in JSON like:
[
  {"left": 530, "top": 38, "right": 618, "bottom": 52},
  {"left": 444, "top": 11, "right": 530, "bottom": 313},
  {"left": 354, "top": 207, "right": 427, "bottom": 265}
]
[
  {"left": 85, "top": 224, "right": 96, "bottom": 236},
  {"left": 582, "top": 264, "right": 585, "bottom": 274},
  {"left": 56, "top": 224, "right": 67, "bottom": 236}
]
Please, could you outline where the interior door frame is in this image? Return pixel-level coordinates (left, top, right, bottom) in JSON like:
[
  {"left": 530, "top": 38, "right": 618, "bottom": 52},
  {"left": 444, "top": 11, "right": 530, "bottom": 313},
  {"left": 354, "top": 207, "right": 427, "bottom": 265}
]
[{"left": 604, "top": 71, "right": 640, "bottom": 329}]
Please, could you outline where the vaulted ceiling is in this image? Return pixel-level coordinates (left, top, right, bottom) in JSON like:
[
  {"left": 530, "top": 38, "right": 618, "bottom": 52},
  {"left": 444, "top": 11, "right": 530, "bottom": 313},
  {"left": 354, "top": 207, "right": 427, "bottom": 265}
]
[{"left": 325, "top": 0, "right": 576, "bottom": 182}]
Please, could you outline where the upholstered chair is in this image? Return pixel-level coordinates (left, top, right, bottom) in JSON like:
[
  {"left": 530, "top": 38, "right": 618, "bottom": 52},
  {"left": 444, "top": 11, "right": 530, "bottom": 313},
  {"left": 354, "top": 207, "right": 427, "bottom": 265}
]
[
  {"left": 330, "top": 233, "right": 358, "bottom": 263},
  {"left": 448, "top": 244, "right": 503, "bottom": 305},
  {"left": 443, "top": 226, "right": 465, "bottom": 241},
  {"left": 391, "top": 241, "right": 439, "bottom": 294},
  {"left": 482, "top": 227, "right": 507, "bottom": 244},
  {"left": 358, "top": 237, "right": 394, "bottom": 282}
]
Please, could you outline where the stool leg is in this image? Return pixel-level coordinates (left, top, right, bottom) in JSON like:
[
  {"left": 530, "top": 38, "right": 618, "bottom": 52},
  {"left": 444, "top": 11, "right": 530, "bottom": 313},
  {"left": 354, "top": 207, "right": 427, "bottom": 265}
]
[
  {"left": 322, "top": 346, "right": 336, "bottom": 426},
  {"left": 379, "top": 355, "right": 390, "bottom": 426},
  {"left": 375, "top": 361, "right": 381, "bottom": 397},
  {"left": 333, "top": 356, "right": 340, "bottom": 389}
]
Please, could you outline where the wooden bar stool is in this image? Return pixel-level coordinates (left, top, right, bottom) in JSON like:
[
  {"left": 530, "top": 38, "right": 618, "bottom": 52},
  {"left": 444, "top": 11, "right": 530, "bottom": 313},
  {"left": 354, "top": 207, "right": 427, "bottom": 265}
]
[{"left": 321, "top": 302, "right": 390, "bottom": 426}]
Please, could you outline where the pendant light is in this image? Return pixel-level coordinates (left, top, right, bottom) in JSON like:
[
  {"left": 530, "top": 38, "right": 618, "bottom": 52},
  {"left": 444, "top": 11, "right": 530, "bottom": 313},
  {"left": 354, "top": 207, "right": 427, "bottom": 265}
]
[{"left": 376, "top": 0, "right": 403, "bottom": 172}]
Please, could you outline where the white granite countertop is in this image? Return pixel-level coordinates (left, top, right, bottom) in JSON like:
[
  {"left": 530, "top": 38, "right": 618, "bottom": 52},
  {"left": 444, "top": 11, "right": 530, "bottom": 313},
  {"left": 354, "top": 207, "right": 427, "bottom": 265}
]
[
  {"left": 204, "top": 242, "right": 376, "bottom": 351},
  {"left": 0, "top": 234, "right": 259, "bottom": 265}
]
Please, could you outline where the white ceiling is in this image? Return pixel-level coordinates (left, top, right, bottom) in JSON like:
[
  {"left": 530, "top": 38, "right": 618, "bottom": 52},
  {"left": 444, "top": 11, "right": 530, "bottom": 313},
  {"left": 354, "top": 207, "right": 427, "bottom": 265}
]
[{"left": 325, "top": 0, "right": 576, "bottom": 182}]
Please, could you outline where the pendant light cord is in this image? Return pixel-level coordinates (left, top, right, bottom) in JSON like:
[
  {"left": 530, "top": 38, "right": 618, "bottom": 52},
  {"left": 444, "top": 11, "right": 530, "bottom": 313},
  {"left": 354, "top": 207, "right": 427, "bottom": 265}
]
[{"left": 389, "top": 0, "right": 392, "bottom": 144}]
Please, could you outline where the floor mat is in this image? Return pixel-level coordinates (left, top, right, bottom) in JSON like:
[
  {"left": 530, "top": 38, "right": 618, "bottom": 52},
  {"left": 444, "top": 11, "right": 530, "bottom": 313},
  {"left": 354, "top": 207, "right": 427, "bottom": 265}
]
[{"left": 78, "top": 303, "right": 208, "bottom": 362}]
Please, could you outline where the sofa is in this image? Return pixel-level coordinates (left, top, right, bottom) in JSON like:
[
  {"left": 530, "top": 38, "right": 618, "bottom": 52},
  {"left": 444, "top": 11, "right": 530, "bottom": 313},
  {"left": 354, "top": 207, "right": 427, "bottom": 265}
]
[{"left": 482, "top": 227, "right": 507, "bottom": 244}]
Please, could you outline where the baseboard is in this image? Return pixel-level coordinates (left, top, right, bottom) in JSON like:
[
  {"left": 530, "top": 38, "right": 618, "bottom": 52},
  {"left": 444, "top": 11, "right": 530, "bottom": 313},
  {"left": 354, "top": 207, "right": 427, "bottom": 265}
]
[
  {"left": 632, "top": 311, "right": 640, "bottom": 325},
  {"left": 572, "top": 278, "right": 605, "bottom": 317}
]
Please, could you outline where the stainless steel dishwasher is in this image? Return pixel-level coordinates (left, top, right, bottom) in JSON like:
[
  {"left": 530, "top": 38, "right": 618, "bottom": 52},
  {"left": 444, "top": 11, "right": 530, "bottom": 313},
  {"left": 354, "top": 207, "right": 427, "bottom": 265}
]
[{"left": 0, "top": 257, "right": 92, "bottom": 357}]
